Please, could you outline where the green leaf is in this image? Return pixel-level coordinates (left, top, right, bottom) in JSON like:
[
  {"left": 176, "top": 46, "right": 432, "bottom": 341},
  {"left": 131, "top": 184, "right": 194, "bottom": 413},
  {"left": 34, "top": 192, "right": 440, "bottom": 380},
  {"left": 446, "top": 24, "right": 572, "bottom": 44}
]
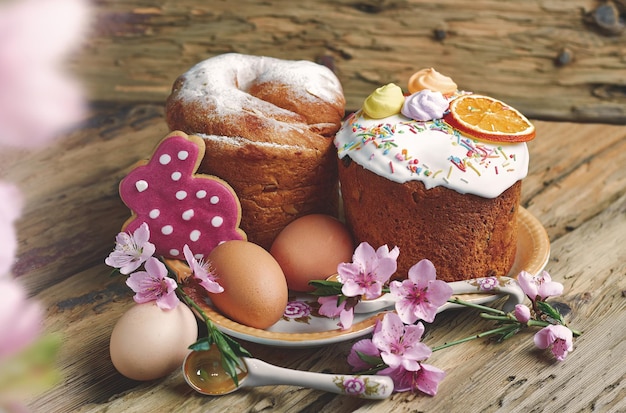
[
  {"left": 212, "top": 334, "right": 245, "bottom": 387},
  {"left": 188, "top": 336, "right": 214, "bottom": 351},
  {"left": 308, "top": 280, "right": 344, "bottom": 296},
  {"left": 223, "top": 333, "right": 252, "bottom": 358},
  {"left": 536, "top": 300, "right": 565, "bottom": 324},
  {"left": 499, "top": 326, "right": 521, "bottom": 341},
  {"left": 356, "top": 350, "right": 384, "bottom": 367}
]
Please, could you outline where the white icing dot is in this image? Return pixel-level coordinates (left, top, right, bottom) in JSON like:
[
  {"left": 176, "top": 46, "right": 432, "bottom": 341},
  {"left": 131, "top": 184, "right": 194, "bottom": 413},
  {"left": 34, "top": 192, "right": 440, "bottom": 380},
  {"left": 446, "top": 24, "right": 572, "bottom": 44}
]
[
  {"left": 159, "top": 154, "right": 172, "bottom": 165},
  {"left": 211, "top": 216, "right": 224, "bottom": 227},
  {"left": 182, "top": 209, "right": 194, "bottom": 221},
  {"left": 190, "top": 230, "right": 201, "bottom": 242},
  {"left": 176, "top": 190, "right": 187, "bottom": 200},
  {"left": 135, "top": 180, "right": 148, "bottom": 192},
  {"left": 196, "top": 190, "right": 207, "bottom": 199},
  {"left": 170, "top": 249, "right": 180, "bottom": 256},
  {"left": 149, "top": 209, "right": 160, "bottom": 219},
  {"left": 171, "top": 171, "right": 182, "bottom": 181},
  {"left": 210, "top": 195, "right": 219, "bottom": 204},
  {"left": 194, "top": 253, "right": 204, "bottom": 260},
  {"left": 178, "top": 150, "right": 189, "bottom": 160},
  {"left": 161, "top": 225, "right": 173, "bottom": 235}
]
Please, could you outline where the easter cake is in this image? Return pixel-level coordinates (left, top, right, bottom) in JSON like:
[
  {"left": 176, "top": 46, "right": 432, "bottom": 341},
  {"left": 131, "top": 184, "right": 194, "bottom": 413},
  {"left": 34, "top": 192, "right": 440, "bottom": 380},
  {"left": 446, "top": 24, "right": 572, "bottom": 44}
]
[
  {"left": 165, "top": 53, "right": 346, "bottom": 249},
  {"left": 334, "top": 68, "right": 534, "bottom": 282}
]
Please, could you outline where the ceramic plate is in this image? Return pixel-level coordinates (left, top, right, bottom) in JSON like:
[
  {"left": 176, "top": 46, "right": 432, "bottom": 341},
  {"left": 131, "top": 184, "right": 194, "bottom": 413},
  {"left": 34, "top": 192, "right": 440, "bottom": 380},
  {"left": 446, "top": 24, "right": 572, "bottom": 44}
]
[{"left": 185, "top": 207, "right": 550, "bottom": 348}]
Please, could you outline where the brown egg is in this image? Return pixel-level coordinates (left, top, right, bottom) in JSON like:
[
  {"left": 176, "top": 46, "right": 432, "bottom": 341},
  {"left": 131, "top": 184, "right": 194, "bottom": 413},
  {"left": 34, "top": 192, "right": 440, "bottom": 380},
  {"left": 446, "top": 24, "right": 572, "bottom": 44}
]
[
  {"left": 109, "top": 302, "right": 198, "bottom": 381},
  {"left": 207, "top": 240, "right": 288, "bottom": 329},
  {"left": 270, "top": 214, "right": 355, "bottom": 292}
]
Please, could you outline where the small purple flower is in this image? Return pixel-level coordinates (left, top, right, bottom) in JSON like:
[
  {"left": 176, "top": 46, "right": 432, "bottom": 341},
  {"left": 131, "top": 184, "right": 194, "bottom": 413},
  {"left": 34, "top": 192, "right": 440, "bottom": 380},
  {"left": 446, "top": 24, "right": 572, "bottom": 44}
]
[
  {"left": 478, "top": 276, "right": 498, "bottom": 291},
  {"left": 283, "top": 301, "right": 311, "bottom": 319},
  {"left": 126, "top": 257, "right": 180, "bottom": 310},
  {"left": 342, "top": 377, "right": 366, "bottom": 395},
  {"left": 105, "top": 222, "right": 155, "bottom": 275},
  {"left": 514, "top": 304, "right": 531, "bottom": 323},
  {"left": 389, "top": 259, "right": 453, "bottom": 324},
  {"left": 534, "top": 324, "right": 574, "bottom": 361},
  {"left": 339, "top": 242, "right": 399, "bottom": 300},
  {"left": 183, "top": 244, "right": 223, "bottom": 294},
  {"left": 517, "top": 270, "right": 563, "bottom": 302}
]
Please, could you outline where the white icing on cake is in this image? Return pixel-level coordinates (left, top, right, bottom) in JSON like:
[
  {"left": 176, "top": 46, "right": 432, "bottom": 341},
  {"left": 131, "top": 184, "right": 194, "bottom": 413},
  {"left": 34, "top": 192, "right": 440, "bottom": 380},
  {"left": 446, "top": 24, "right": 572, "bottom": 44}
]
[{"left": 334, "top": 110, "right": 529, "bottom": 198}]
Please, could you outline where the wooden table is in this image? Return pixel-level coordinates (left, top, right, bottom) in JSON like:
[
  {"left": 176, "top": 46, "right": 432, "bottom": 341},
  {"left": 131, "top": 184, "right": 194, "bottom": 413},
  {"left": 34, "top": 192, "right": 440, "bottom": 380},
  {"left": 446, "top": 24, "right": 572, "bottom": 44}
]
[
  {"left": 11, "top": 106, "right": 625, "bottom": 413},
  {"left": 4, "top": 1, "right": 626, "bottom": 412}
]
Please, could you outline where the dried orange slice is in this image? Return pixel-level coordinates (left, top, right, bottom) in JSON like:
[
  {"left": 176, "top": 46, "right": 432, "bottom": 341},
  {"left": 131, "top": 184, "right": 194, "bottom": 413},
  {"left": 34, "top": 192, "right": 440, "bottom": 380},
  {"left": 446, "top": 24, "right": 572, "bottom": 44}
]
[{"left": 443, "top": 95, "right": 535, "bottom": 142}]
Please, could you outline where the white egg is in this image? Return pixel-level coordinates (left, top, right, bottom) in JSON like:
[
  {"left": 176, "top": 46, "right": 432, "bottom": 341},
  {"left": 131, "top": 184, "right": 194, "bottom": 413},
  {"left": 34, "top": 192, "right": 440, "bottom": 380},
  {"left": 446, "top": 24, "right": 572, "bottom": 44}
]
[{"left": 109, "top": 301, "right": 198, "bottom": 381}]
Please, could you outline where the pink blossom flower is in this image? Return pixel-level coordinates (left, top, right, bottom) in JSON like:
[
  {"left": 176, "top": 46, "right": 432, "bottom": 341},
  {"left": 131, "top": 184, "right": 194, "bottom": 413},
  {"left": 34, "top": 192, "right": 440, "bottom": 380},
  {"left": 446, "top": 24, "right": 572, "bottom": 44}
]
[
  {"left": 183, "top": 245, "right": 223, "bottom": 294},
  {"left": 517, "top": 270, "right": 564, "bottom": 302},
  {"left": 380, "top": 363, "right": 446, "bottom": 395},
  {"left": 0, "top": 277, "right": 43, "bottom": 359},
  {"left": 0, "top": 183, "right": 22, "bottom": 277},
  {"left": 317, "top": 295, "right": 354, "bottom": 330},
  {"left": 514, "top": 304, "right": 531, "bottom": 323},
  {"left": 338, "top": 242, "right": 399, "bottom": 300},
  {"left": 0, "top": 0, "right": 89, "bottom": 148},
  {"left": 534, "top": 324, "right": 574, "bottom": 361},
  {"left": 347, "top": 338, "right": 381, "bottom": 371},
  {"left": 372, "top": 313, "right": 432, "bottom": 371},
  {"left": 105, "top": 223, "right": 156, "bottom": 275},
  {"left": 126, "top": 257, "right": 180, "bottom": 310},
  {"left": 389, "top": 259, "right": 453, "bottom": 324}
]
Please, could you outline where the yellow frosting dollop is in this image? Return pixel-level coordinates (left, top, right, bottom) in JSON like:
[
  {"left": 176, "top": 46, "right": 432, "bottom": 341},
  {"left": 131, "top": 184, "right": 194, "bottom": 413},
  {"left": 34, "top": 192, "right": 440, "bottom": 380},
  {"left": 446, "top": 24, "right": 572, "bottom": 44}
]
[
  {"left": 362, "top": 83, "right": 405, "bottom": 119},
  {"left": 408, "top": 68, "right": 457, "bottom": 97}
]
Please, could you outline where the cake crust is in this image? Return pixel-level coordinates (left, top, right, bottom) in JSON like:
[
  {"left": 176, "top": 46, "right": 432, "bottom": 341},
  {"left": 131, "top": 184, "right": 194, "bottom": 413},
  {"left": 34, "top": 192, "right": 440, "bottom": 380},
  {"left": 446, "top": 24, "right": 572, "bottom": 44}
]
[
  {"left": 339, "top": 158, "right": 521, "bottom": 282},
  {"left": 165, "top": 54, "right": 345, "bottom": 248}
]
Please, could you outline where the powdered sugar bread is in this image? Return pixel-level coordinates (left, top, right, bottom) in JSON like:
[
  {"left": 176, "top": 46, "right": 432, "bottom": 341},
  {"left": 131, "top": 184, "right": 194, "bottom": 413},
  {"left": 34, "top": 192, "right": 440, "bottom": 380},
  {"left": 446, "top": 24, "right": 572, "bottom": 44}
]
[
  {"left": 165, "top": 53, "right": 345, "bottom": 249},
  {"left": 120, "top": 131, "right": 246, "bottom": 260}
]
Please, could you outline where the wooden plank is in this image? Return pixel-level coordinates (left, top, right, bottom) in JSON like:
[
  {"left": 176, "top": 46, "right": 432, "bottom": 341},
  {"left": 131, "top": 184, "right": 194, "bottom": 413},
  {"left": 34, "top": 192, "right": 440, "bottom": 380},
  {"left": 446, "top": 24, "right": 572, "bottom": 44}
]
[
  {"left": 1, "top": 105, "right": 169, "bottom": 294},
  {"left": 72, "top": 0, "right": 626, "bottom": 123},
  {"left": 21, "top": 115, "right": 626, "bottom": 412},
  {"left": 27, "top": 193, "right": 626, "bottom": 412}
]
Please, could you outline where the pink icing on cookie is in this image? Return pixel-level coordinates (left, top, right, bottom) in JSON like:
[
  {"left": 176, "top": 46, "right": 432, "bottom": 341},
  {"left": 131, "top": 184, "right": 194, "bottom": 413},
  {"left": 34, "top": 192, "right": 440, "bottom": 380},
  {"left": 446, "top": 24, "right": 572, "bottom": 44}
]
[{"left": 120, "top": 131, "right": 246, "bottom": 259}]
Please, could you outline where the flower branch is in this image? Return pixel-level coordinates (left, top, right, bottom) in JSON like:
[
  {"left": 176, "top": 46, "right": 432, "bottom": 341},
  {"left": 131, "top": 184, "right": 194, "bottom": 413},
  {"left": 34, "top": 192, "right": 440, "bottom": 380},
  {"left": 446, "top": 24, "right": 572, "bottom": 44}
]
[
  {"left": 310, "top": 242, "right": 582, "bottom": 396},
  {"left": 106, "top": 223, "right": 251, "bottom": 387}
]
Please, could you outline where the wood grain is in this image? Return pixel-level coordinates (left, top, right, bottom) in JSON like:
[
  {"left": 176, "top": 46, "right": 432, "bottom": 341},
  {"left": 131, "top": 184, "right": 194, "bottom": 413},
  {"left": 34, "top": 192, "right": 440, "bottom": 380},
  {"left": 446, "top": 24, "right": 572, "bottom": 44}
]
[
  {"left": 5, "top": 2, "right": 625, "bottom": 411},
  {"left": 74, "top": 0, "right": 626, "bottom": 123},
  {"left": 18, "top": 112, "right": 625, "bottom": 413}
]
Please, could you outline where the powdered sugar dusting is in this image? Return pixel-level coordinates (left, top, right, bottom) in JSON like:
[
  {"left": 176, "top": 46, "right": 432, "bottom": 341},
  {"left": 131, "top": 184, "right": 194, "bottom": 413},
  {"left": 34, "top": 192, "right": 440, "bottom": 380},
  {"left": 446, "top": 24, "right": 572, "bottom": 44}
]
[
  {"left": 177, "top": 53, "right": 342, "bottom": 118},
  {"left": 198, "top": 133, "right": 311, "bottom": 151}
]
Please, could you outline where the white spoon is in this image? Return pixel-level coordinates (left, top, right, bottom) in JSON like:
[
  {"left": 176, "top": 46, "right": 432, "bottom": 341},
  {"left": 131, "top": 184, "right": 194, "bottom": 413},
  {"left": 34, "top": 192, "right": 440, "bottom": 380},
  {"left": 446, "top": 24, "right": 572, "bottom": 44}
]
[
  {"left": 183, "top": 348, "right": 394, "bottom": 399},
  {"left": 353, "top": 276, "right": 525, "bottom": 314}
]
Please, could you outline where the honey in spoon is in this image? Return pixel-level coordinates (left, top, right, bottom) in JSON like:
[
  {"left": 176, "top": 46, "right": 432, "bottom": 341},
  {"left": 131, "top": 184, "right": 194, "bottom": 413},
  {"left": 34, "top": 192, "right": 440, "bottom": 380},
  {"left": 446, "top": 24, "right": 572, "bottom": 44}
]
[{"left": 183, "top": 348, "right": 247, "bottom": 395}]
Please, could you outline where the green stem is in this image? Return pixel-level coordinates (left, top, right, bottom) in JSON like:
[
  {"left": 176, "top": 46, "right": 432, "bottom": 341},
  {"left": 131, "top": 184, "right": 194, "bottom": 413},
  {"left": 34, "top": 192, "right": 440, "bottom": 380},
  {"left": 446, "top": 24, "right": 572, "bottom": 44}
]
[
  {"left": 480, "top": 313, "right": 519, "bottom": 323},
  {"left": 176, "top": 287, "right": 243, "bottom": 386},
  {"left": 431, "top": 325, "right": 517, "bottom": 352},
  {"left": 177, "top": 287, "right": 213, "bottom": 328},
  {"left": 448, "top": 297, "right": 507, "bottom": 316}
]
